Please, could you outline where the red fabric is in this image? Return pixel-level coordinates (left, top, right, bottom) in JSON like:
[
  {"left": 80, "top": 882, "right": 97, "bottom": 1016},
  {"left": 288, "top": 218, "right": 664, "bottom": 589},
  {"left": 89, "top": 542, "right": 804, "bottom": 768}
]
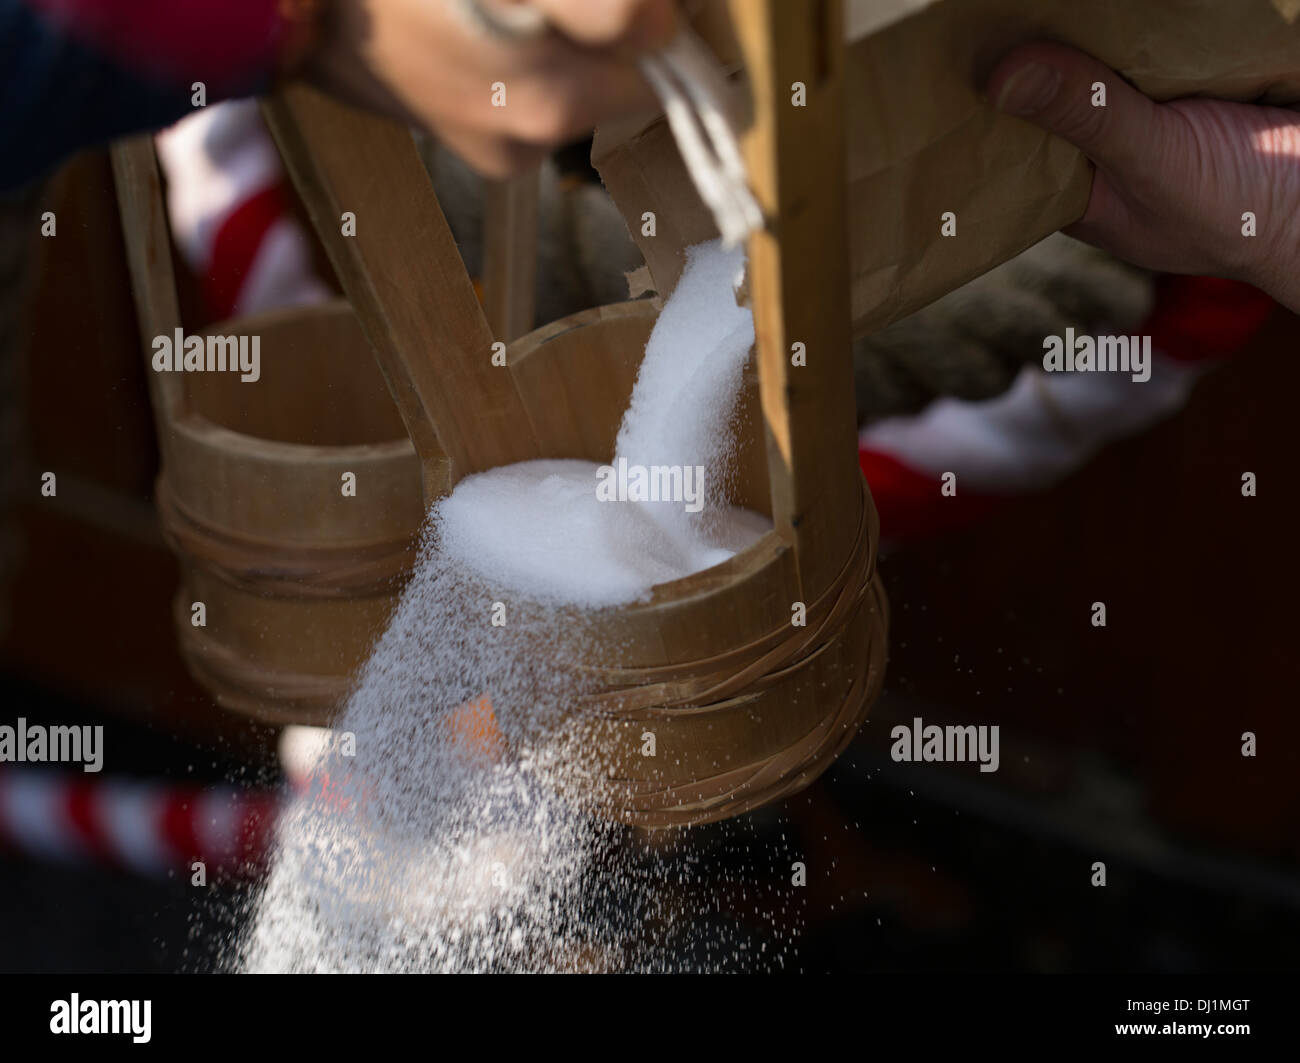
[
  {"left": 860, "top": 275, "right": 1277, "bottom": 543},
  {"left": 860, "top": 447, "right": 1005, "bottom": 543},
  {"left": 159, "top": 791, "right": 205, "bottom": 867},
  {"left": 204, "top": 181, "right": 286, "bottom": 321},
  {"left": 25, "top": 0, "right": 287, "bottom": 89},
  {"left": 1145, "top": 276, "right": 1276, "bottom": 365},
  {"left": 63, "top": 778, "right": 117, "bottom": 866},
  {"left": 0, "top": 767, "right": 278, "bottom": 877}
]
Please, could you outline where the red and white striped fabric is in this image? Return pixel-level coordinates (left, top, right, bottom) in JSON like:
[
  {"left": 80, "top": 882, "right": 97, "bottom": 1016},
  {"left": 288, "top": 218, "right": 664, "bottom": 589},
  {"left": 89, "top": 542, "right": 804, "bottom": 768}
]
[
  {"left": 0, "top": 768, "right": 277, "bottom": 878},
  {"left": 859, "top": 277, "right": 1277, "bottom": 542},
  {"left": 154, "top": 99, "right": 330, "bottom": 323}
]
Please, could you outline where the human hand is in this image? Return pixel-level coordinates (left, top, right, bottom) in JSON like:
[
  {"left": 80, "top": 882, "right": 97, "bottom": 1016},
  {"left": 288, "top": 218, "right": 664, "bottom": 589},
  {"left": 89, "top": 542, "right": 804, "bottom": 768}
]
[
  {"left": 988, "top": 42, "right": 1300, "bottom": 314},
  {"left": 307, "top": 0, "right": 676, "bottom": 176}
]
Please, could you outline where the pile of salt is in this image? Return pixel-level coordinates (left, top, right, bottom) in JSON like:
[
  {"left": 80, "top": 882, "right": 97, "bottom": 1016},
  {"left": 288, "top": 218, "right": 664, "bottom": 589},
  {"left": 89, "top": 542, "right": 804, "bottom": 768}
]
[{"left": 438, "top": 239, "right": 769, "bottom": 606}]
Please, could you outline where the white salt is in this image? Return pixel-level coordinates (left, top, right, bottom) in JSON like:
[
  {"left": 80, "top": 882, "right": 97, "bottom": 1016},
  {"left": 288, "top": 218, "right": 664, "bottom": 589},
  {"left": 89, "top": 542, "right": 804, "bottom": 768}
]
[
  {"left": 234, "top": 239, "right": 790, "bottom": 974},
  {"left": 437, "top": 460, "right": 769, "bottom": 606},
  {"left": 438, "top": 238, "right": 768, "bottom": 606},
  {"left": 614, "top": 238, "right": 755, "bottom": 483}
]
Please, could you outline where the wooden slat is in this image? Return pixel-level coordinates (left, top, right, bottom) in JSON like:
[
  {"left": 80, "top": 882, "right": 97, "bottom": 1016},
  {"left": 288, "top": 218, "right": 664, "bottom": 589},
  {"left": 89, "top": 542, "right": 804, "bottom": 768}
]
[
  {"left": 261, "top": 85, "right": 543, "bottom": 493},
  {"left": 727, "top": 0, "right": 862, "bottom": 600},
  {"left": 109, "top": 136, "right": 186, "bottom": 436},
  {"left": 483, "top": 172, "right": 539, "bottom": 343}
]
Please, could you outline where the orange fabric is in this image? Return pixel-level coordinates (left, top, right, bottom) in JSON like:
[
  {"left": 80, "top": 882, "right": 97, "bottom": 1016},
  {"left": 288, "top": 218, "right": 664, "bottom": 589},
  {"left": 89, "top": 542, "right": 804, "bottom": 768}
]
[{"left": 445, "top": 693, "right": 507, "bottom": 764}]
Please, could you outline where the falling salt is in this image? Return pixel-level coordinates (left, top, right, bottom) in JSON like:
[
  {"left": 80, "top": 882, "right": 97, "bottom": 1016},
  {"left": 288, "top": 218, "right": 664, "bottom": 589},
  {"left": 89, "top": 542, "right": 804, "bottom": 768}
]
[
  {"left": 439, "top": 239, "right": 768, "bottom": 605},
  {"left": 233, "top": 240, "right": 785, "bottom": 973}
]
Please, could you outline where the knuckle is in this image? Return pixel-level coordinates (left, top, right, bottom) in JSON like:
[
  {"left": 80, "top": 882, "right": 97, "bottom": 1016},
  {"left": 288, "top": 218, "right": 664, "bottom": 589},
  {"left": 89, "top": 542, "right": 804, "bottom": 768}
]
[{"left": 1063, "top": 94, "right": 1112, "bottom": 148}]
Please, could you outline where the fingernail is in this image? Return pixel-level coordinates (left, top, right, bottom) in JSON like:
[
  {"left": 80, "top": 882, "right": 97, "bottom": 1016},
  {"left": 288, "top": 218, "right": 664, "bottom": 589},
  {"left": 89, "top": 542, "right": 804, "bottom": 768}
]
[{"left": 994, "top": 62, "right": 1061, "bottom": 116}]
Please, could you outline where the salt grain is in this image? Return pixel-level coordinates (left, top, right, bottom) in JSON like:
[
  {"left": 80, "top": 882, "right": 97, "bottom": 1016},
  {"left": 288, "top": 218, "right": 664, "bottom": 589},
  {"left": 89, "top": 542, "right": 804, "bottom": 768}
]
[
  {"left": 439, "top": 239, "right": 767, "bottom": 605},
  {"left": 234, "top": 240, "right": 783, "bottom": 973}
]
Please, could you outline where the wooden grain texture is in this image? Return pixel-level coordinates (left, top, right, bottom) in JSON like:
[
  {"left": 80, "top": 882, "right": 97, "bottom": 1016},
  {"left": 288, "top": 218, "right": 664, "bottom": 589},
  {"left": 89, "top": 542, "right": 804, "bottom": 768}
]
[
  {"left": 482, "top": 172, "right": 539, "bottom": 343},
  {"left": 193, "top": 303, "right": 409, "bottom": 447},
  {"left": 261, "top": 84, "right": 542, "bottom": 493},
  {"left": 726, "top": 0, "right": 865, "bottom": 601},
  {"left": 496, "top": 300, "right": 886, "bottom": 827},
  {"left": 112, "top": 138, "right": 427, "bottom": 724},
  {"left": 109, "top": 137, "right": 186, "bottom": 448}
]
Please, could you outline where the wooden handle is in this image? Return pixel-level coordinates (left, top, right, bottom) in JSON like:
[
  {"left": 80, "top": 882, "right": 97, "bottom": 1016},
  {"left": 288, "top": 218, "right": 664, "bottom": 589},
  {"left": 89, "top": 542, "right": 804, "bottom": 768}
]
[
  {"left": 110, "top": 136, "right": 187, "bottom": 458},
  {"left": 727, "top": 0, "right": 863, "bottom": 600},
  {"left": 261, "top": 85, "right": 543, "bottom": 492}
]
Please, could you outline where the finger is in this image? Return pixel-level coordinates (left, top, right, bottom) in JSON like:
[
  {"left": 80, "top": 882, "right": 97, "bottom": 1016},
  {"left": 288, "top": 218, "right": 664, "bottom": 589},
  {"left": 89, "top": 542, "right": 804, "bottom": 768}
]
[
  {"left": 986, "top": 42, "right": 1168, "bottom": 177},
  {"left": 1061, "top": 170, "right": 1141, "bottom": 258},
  {"left": 528, "top": 0, "right": 677, "bottom": 51}
]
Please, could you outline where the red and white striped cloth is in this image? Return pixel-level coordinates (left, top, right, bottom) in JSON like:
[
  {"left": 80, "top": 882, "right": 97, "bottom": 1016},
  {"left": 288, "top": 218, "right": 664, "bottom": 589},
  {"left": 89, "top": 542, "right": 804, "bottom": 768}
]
[
  {"left": 0, "top": 767, "right": 277, "bottom": 878},
  {"left": 154, "top": 99, "right": 330, "bottom": 323},
  {"left": 860, "top": 277, "right": 1277, "bottom": 542}
]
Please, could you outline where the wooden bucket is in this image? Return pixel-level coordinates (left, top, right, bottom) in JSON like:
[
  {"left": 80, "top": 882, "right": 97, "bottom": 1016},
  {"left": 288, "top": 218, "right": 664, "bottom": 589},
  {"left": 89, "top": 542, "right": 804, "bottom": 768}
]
[
  {"left": 500, "top": 301, "right": 887, "bottom": 827},
  {"left": 260, "top": 0, "right": 888, "bottom": 827},
  {"left": 111, "top": 143, "right": 431, "bottom": 725}
]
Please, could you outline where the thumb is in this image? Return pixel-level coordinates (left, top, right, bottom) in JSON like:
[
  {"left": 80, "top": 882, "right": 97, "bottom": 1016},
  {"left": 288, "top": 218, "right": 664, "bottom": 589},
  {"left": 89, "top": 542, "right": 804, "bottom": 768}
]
[{"left": 987, "top": 43, "right": 1165, "bottom": 176}]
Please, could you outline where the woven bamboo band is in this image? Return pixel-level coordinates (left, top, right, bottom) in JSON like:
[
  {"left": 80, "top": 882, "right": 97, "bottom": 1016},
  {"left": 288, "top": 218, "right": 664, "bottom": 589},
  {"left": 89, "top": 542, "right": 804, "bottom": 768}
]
[
  {"left": 604, "top": 575, "right": 887, "bottom": 827},
  {"left": 579, "top": 476, "right": 879, "bottom": 717},
  {"left": 154, "top": 478, "right": 416, "bottom": 599},
  {"left": 573, "top": 478, "right": 888, "bottom": 826},
  {"left": 176, "top": 614, "right": 346, "bottom": 726}
]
